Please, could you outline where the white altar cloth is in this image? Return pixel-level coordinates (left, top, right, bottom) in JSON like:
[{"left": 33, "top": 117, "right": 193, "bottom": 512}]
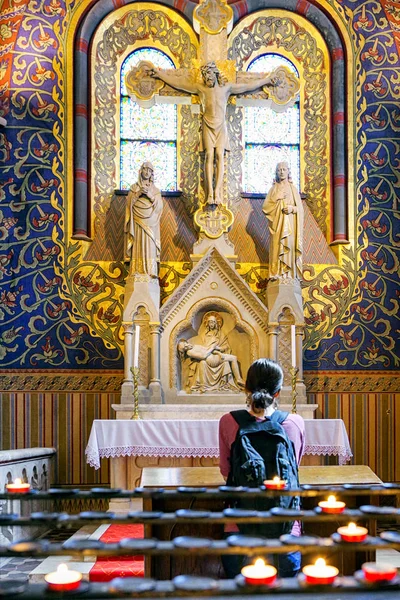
[{"left": 86, "top": 419, "right": 352, "bottom": 470}]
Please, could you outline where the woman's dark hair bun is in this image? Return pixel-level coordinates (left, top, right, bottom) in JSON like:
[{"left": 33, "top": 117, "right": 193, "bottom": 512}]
[
  {"left": 251, "top": 389, "right": 273, "bottom": 410},
  {"left": 245, "top": 359, "right": 283, "bottom": 408}
]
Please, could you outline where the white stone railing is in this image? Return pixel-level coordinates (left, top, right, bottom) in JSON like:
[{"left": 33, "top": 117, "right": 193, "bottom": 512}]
[{"left": 0, "top": 448, "right": 56, "bottom": 544}]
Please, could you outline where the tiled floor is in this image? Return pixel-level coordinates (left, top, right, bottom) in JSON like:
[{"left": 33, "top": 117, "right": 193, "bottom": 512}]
[
  {"left": 0, "top": 557, "right": 42, "bottom": 580},
  {"left": 0, "top": 524, "right": 100, "bottom": 582},
  {"left": 29, "top": 524, "right": 106, "bottom": 582}
]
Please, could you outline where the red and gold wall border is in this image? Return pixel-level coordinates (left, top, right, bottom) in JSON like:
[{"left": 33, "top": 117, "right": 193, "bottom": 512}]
[
  {"left": 1, "top": 370, "right": 397, "bottom": 394},
  {"left": 0, "top": 371, "right": 123, "bottom": 393},
  {"left": 304, "top": 371, "right": 400, "bottom": 394}
]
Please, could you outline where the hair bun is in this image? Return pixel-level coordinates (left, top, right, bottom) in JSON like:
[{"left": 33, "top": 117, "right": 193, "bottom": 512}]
[{"left": 251, "top": 389, "right": 273, "bottom": 410}]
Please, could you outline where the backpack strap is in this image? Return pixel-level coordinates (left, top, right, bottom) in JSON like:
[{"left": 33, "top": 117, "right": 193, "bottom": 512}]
[
  {"left": 231, "top": 409, "right": 290, "bottom": 427},
  {"left": 270, "top": 410, "right": 289, "bottom": 425},
  {"left": 229, "top": 410, "right": 256, "bottom": 428}
]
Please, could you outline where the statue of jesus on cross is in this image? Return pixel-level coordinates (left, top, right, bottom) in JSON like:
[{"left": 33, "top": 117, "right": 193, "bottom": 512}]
[{"left": 150, "top": 62, "right": 279, "bottom": 206}]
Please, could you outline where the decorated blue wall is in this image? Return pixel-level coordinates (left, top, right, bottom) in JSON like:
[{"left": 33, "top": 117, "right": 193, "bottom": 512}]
[{"left": 0, "top": 0, "right": 399, "bottom": 483}]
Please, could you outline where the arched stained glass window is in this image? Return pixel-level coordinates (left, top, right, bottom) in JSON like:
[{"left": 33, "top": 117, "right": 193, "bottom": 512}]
[
  {"left": 120, "top": 48, "right": 178, "bottom": 191},
  {"left": 243, "top": 54, "right": 300, "bottom": 194}
]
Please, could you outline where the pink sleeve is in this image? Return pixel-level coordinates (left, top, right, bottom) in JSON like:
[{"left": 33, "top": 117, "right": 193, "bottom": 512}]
[
  {"left": 218, "top": 413, "right": 239, "bottom": 479},
  {"left": 282, "top": 414, "right": 306, "bottom": 465}
]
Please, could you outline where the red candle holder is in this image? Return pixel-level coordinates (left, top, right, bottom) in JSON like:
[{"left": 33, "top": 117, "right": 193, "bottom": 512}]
[
  {"left": 241, "top": 559, "right": 277, "bottom": 585},
  {"left": 5, "top": 478, "right": 30, "bottom": 494},
  {"left": 362, "top": 562, "right": 397, "bottom": 583},
  {"left": 45, "top": 564, "right": 82, "bottom": 592},
  {"left": 264, "top": 477, "right": 286, "bottom": 490},
  {"left": 318, "top": 495, "right": 345, "bottom": 514},
  {"left": 337, "top": 523, "right": 368, "bottom": 543},
  {"left": 302, "top": 559, "right": 339, "bottom": 585}
]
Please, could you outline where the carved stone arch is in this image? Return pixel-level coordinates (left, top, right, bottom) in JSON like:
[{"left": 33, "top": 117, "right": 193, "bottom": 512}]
[
  {"left": 278, "top": 305, "right": 295, "bottom": 325},
  {"left": 169, "top": 297, "right": 259, "bottom": 389}
]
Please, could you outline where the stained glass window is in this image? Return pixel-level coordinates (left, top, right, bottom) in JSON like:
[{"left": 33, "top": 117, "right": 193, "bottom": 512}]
[
  {"left": 120, "top": 48, "right": 177, "bottom": 191},
  {"left": 243, "top": 54, "right": 300, "bottom": 194}
]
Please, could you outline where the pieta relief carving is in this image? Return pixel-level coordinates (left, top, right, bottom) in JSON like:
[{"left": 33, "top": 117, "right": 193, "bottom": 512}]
[{"left": 177, "top": 311, "right": 248, "bottom": 394}]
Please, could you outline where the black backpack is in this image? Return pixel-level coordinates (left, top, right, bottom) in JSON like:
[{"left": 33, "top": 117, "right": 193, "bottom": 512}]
[{"left": 226, "top": 409, "right": 300, "bottom": 538}]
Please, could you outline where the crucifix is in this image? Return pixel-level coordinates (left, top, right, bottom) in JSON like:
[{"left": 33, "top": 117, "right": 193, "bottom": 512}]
[{"left": 125, "top": 0, "right": 299, "bottom": 240}]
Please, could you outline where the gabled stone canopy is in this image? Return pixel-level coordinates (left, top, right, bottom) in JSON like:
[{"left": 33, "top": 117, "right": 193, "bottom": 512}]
[{"left": 160, "top": 247, "right": 269, "bottom": 401}]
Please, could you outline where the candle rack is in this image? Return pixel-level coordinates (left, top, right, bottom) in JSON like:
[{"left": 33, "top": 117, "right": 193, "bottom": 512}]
[
  {"left": 1, "top": 482, "right": 400, "bottom": 501},
  {"left": 0, "top": 486, "right": 399, "bottom": 599},
  {"left": 0, "top": 579, "right": 398, "bottom": 598},
  {"left": 289, "top": 366, "right": 299, "bottom": 414},
  {"left": 130, "top": 366, "right": 141, "bottom": 420}
]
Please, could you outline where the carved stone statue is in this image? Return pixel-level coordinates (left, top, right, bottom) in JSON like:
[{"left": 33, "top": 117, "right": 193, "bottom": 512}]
[
  {"left": 177, "top": 311, "right": 245, "bottom": 393},
  {"left": 124, "top": 162, "right": 163, "bottom": 277},
  {"left": 151, "top": 63, "right": 279, "bottom": 206},
  {"left": 262, "top": 161, "right": 304, "bottom": 280}
]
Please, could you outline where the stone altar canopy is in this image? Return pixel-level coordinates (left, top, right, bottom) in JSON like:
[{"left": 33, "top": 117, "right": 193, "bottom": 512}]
[
  {"left": 116, "top": 245, "right": 313, "bottom": 419},
  {"left": 116, "top": 0, "right": 315, "bottom": 420}
]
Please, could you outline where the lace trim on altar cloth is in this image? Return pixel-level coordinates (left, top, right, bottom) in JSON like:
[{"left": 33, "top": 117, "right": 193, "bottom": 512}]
[
  {"left": 86, "top": 444, "right": 353, "bottom": 469},
  {"left": 85, "top": 446, "right": 220, "bottom": 470},
  {"left": 304, "top": 444, "right": 353, "bottom": 465}
]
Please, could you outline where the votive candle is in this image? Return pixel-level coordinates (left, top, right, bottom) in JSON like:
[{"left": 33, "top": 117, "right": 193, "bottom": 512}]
[
  {"left": 45, "top": 564, "right": 82, "bottom": 592},
  {"left": 264, "top": 476, "right": 286, "bottom": 490},
  {"left": 362, "top": 562, "right": 398, "bottom": 583},
  {"left": 241, "top": 558, "right": 277, "bottom": 585},
  {"left": 318, "top": 495, "right": 346, "bottom": 513},
  {"left": 302, "top": 558, "right": 339, "bottom": 585},
  {"left": 337, "top": 522, "right": 368, "bottom": 543},
  {"left": 5, "top": 478, "right": 30, "bottom": 494}
]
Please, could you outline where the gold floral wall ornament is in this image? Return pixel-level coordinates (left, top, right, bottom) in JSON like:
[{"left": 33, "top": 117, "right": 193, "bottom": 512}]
[
  {"left": 264, "top": 66, "right": 300, "bottom": 106},
  {"left": 193, "top": 0, "right": 233, "bottom": 35},
  {"left": 125, "top": 60, "right": 164, "bottom": 101}
]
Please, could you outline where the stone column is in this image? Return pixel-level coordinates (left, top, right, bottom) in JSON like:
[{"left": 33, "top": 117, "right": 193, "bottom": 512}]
[
  {"left": 149, "top": 322, "right": 163, "bottom": 402},
  {"left": 267, "top": 325, "right": 279, "bottom": 361},
  {"left": 121, "top": 322, "right": 134, "bottom": 403}
]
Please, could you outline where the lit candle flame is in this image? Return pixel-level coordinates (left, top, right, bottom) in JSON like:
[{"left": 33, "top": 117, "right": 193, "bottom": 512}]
[
  {"left": 14, "top": 478, "right": 22, "bottom": 485},
  {"left": 273, "top": 476, "right": 280, "bottom": 483},
  {"left": 348, "top": 522, "right": 357, "bottom": 532},
  {"left": 327, "top": 495, "right": 336, "bottom": 504},
  {"left": 315, "top": 558, "right": 326, "bottom": 568},
  {"left": 57, "top": 564, "right": 68, "bottom": 575},
  {"left": 254, "top": 558, "right": 265, "bottom": 569}
]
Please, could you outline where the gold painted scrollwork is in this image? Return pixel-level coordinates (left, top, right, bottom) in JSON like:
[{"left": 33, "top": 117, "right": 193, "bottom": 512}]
[{"left": 228, "top": 12, "right": 330, "bottom": 235}]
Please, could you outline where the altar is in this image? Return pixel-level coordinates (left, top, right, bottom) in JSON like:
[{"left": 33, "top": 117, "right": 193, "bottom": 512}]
[{"left": 86, "top": 418, "right": 353, "bottom": 510}]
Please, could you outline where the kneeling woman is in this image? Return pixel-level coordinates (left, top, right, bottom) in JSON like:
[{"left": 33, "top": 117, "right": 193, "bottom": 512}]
[{"left": 219, "top": 358, "right": 305, "bottom": 578}]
